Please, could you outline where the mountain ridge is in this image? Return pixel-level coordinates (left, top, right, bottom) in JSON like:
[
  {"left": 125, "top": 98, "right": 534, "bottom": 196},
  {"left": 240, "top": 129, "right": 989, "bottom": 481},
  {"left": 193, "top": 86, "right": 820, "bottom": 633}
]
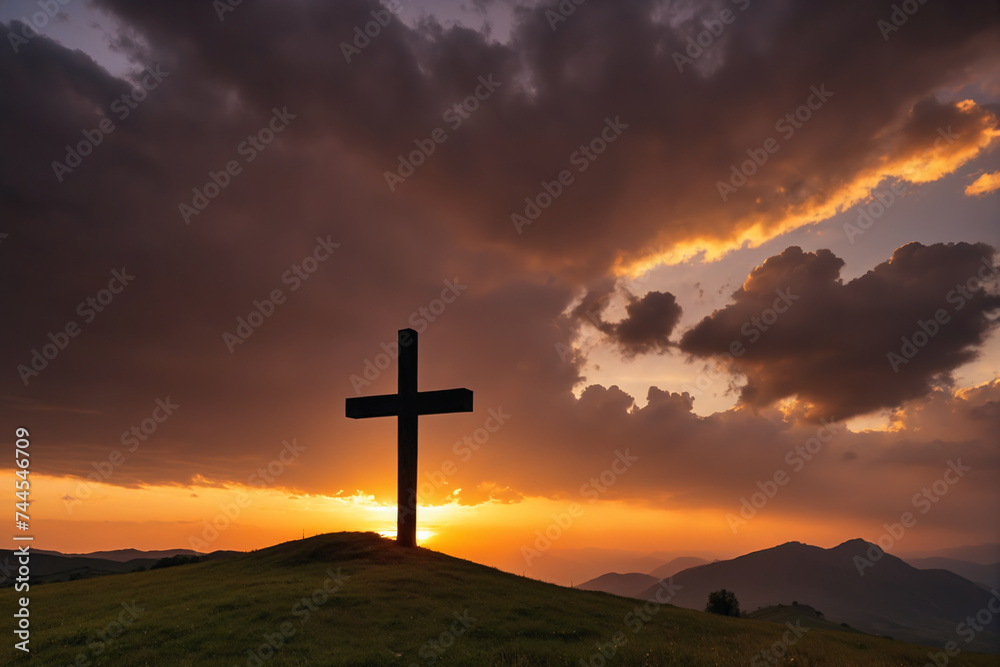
[{"left": 636, "top": 538, "right": 1000, "bottom": 652}]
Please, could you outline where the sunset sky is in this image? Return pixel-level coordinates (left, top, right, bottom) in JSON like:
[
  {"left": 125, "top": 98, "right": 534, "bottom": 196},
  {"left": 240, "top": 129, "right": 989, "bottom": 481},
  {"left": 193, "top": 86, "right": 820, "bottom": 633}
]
[{"left": 2, "top": 0, "right": 999, "bottom": 586}]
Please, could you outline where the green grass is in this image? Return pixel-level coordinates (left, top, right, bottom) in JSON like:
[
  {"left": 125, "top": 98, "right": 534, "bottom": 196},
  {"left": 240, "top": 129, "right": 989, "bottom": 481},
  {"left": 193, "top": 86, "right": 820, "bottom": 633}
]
[{"left": 2, "top": 532, "right": 997, "bottom": 666}]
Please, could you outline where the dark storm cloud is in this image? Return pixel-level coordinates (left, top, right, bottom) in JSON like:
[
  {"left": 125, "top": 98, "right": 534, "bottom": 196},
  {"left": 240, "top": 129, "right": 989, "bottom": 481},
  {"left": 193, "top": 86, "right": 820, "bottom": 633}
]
[
  {"left": 615, "top": 291, "right": 682, "bottom": 355},
  {"left": 68, "top": 0, "right": 1000, "bottom": 273},
  {"left": 680, "top": 243, "right": 1000, "bottom": 420},
  {"left": 572, "top": 282, "right": 682, "bottom": 356}
]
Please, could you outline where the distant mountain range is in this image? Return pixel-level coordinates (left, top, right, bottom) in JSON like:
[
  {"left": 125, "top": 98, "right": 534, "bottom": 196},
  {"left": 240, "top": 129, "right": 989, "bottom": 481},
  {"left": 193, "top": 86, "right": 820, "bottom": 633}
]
[
  {"left": 633, "top": 539, "right": 999, "bottom": 653},
  {"left": 0, "top": 547, "right": 239, "bottom": 586},
  {"left": 905, "top": 556, "right": 1000, "bottom": 589},
  {"left": 577, "top": 556, "right": 710, "bottom": 597},
  {"left": 35, "top": 547, "right": 201, "bottom": 562},
  {"left": 518, "top": 546, "right": 715, "bottom": 586},
  {"left": 903, "top": 543, "right": 1000, "bottom": 566},
  {"left": 580, "top": 539, "right": 999, "bottom": 653},
  {"left": 577, "top": 572, "right": 660, "bottom": 597},
  {"left": 649, "top": 556, "right": 709, "bottom": 579}
]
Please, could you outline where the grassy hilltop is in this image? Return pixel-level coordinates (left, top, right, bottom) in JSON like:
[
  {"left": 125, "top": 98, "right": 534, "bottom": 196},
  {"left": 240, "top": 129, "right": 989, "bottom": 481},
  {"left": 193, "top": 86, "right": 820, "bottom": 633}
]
[{"left": 3, "top": 532, "right": 997, "bottom": 666}]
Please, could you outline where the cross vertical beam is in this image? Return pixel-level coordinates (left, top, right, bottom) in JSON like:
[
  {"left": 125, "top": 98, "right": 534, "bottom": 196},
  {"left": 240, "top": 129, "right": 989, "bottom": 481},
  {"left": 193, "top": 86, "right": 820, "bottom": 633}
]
[{"left": 397, "top": 329, "right": 418, "bottom": 547}]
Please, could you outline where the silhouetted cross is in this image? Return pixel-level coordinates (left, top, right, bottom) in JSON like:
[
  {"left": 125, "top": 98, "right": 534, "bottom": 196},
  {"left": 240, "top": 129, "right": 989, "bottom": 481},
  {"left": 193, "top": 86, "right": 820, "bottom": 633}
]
[{"left": 345, "top": 328, "right": 473, "bottom": 547}]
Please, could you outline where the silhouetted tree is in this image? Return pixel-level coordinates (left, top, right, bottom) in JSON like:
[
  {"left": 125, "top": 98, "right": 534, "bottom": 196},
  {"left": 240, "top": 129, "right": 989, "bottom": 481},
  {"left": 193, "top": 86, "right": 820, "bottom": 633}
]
[{"left": 705, "top": 589, "right": 741, "bottom": 617}]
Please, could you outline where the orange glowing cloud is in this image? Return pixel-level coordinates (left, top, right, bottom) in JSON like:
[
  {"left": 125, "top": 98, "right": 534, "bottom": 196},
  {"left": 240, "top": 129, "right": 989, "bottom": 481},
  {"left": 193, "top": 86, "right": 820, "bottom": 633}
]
[
  {"left": 965, "top": 170, "right": 1000, "bottom": 196},
  {"left": 615, "top": 99, "right": 999, "bottom": 276}
]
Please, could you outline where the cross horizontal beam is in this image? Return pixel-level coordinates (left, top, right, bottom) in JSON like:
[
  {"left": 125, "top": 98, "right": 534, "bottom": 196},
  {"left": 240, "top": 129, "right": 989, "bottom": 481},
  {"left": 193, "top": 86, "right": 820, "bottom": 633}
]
[
  {"left": 416, "top": 388, "right": 474, "bottom": 415},
  {"left": 345, "top": 388, "right": 473, "bottom": 419},
  {"left": 345, "top": 393, "right": 397, "bottom": 419}
]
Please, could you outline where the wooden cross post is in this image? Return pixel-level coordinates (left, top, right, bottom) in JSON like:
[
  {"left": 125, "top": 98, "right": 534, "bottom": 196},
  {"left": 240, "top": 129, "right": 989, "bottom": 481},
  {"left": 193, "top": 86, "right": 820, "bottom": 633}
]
[{"left": 345, "top": 328, "right": 473, "bottom": 547}]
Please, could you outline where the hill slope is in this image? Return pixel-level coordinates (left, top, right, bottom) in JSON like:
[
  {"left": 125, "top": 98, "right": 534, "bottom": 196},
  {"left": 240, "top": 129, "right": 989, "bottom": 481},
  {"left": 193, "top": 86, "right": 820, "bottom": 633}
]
[
  {"left": 3, "top": 533, "right": 999, "bottom": 666},
  {"left": 637, "top": 539, "right": 1000, "bottom": 653},
  {"left": 747, "top": 603, "right": 865, "bottom": 634}
]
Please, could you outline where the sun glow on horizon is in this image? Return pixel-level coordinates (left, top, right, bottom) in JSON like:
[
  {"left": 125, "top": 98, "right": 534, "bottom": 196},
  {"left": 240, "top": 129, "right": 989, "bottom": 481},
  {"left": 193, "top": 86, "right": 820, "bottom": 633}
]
[{"left": 377, "top": 529, "right": 437, "bottom": 544}]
